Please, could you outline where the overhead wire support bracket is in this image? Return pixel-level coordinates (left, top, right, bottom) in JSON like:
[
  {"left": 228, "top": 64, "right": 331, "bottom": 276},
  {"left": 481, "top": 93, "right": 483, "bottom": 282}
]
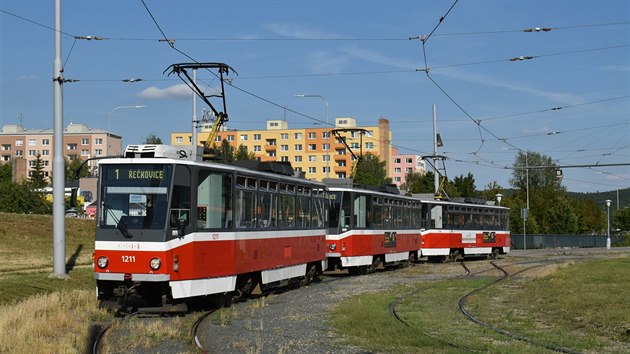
[{"left": 330, "top": 128, "right": 368, "bottom": 177}]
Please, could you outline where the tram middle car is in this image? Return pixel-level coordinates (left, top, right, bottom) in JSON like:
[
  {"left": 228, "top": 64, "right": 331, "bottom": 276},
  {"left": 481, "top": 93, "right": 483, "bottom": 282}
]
[{"left": 93, "top": 145, "right": 328, "bottom": 311}]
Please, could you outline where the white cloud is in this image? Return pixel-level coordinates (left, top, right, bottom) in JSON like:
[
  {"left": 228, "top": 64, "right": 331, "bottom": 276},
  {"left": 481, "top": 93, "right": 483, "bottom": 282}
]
[
  {"left": 306, "top": 51, "right": 349, "bottom": 74},
  {"left": 340, "top": 46, "right": 416, "bottom": 69},
  {"left": 433, "top": 68, "right": 586, "bottom": 105},
  {"left": 137, "top": 84, "right": 220, "bottom": 100},
  {"left": 263, "top": 23, "right": 342, "bottom": 39},
  {"left": 18, "top": 74, "right": 39, "bottom": 80}
]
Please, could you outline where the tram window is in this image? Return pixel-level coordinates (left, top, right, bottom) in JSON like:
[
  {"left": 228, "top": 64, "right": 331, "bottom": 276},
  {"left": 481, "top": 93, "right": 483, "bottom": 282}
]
[
  {"left": 197, "top": 171, "right": 232, "bottom": 229},
  {"left": 431, "top": 205, "right": 443, "bottom": 228},
  {"left": 235, "top": 189, "right": 257, "bottom": 228},
  {"left": 393, "top": 206, "right": 403, "bottom": 228},
  {"left": 312, "top": 197, "right": 326, "bottom": 228},
  {"left": 297, "top": 196, "right": 311, "bottom": 228},
  {"left": 353, "top": 194, "right": 368, "bottom": 229},
  {"left": 170, "top": 166, "right": 191, "bottom": 233},
  {"left": 383, "top": 205, "right": 393, "bottom": 228},
  {"left": 328, "top": 192, "right": 342, "bottom": 230},
  {"left": 258, "top": 192, "right": 276, "bottom": 228},
  {"left": 278, "top": 193, "right": 295, "bottom": 228}
]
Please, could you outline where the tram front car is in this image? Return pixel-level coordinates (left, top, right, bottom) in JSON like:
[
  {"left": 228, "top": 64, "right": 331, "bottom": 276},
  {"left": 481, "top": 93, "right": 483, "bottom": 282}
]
[{"left": 94, "top": 158, "right": 189, "bottom": 311}]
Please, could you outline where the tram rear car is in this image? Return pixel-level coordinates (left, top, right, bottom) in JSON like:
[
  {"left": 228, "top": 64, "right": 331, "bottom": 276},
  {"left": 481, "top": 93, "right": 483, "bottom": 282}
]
[
  {"left": 93, "top": 145, "right": 328, "bottom": 311},
  {"left": 420, "top": 199, "right": 511, "bottom": 262}
]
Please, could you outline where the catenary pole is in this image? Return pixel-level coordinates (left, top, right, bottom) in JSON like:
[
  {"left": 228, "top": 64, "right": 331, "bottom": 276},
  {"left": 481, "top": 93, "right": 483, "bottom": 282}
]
[{"left": 52, "top": 0, "right": 67, "bottom": 278}]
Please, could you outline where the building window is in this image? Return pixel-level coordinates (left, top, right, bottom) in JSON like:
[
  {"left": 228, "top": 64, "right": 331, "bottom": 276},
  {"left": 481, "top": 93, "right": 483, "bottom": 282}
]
[
  {"left": 28, "top": 150, "right": 36, "bottom": 156},
  {"left": 280, "top": 145, "right": 289, "bottom": 151},
  {"left": 253, "top": 134, "right": 262, "bottom": 141},
  {"left": 175, "top": 136, "right": 183, "bottom": 143},
  {"left": 240, "top": 134, "right": 248, "bottom": 141},
  {"left": 15, "top": 150, "right": 23, "bottom": 156},
  {"left": 188, "top": 136, "right": 192, "bottom": 143},
  {"left": 322, "top": 143, "right": 330, "bottom": 150},
  {"left": 270, "top": 122, "right": 278, "bottom": 127},
  {"left": 406, "top": 158, "right": 413, "bottom": 163},
  {"left": 366, "top": 130, "right": 373, "bottom": 137},
  {"left": 42, "top": 139, "right": 50, "bottom": 145},
  {"left": 280, "top": 156, "right": 289, "bottom": 162},
  {"left": 67, "top": 144, "right": 77, "bottom": 150},
  {"left": 308, "top": 144, "right": 316, "bottom": 151},
  {"left": 81, "top": 149, "right": 89, "bottom": 156},
  {"left": 28, "top": 139, "right": 36, "bottom": 146},
  {"left": 322, "top": 132, "right": 330, "bottom": 138},
  {"left": 394, "top": 158, "right": 401, "bottom": 164},
  {"left": 365, "top": 142, "right": 374, "bottom": 149},
  {"left": 15, "top": 140, "right": 23, "bottom": 147},
  {"left": 308, "top": 155, "right": 316, "bottom": 162},
  {"left": 323, "top": 167, "right": 330, "bottom": 173},
  {"left": 337, "top": 172, "right": 346, "bottom": 178},
  {"left": 394, "top": 167, "right": 401, "bottom": 173},
  {"left": 28, "top": 160, "right": 36, "bottom": 167},
  {"left": 338, "top": 161, "right": 346, "bottom": 167},
  {"left": 68, "top": 154, "right": 77, "bottom": 160},
  {"left": 322, "top": 155, "right": 330, "bottom": 162},
  {"left": 215, "top": 136, "right": 221, "bottom": 142},
  {"left": 294, "top": 144, "right": 303, "bottom": 151},
  {"left": 42, "top": 150, "right": 49, "bottom": 156},
  {"left": 280, "top": 133, "right": 288, "bottom": 140},
  {"left": 350, "top": 143, "right": 359, "bottom": 149},
  {"left": 269, "top": 151, "right": 276, "bottom": 157},
  {"left": 294, "top": 156, "right": 302, "bottom": 162},
  {"left": 81, "top": 138, "right": 89, "bottom": 145},
  {"left": 308, "top": 132, "right": 316, "bottom": 139},
  {"left": 294, "top": 133, "right": 302, "bottom": 139},
  {"left": 1, "top": 144, "right": 10, "bottom": 151},
  {"left": 227, "top": 135, "right": 235, "bottom": 142},
  {"left": 2, "top": 155, "right": 10, "bottom": 161},
  {"left": 295, "top": 167, "right": 302, "bottom": 172},
  {"left": 253, "top": 145, "right": 261, "bottom": 152},
  {"left": 266, "top": 139, "right": 277, "bottom": 146},
  {"left": 43, "top": 160, "right": 49, "bottom": 166},
  {"left": 308, "top": 167, "right": 316, "bottom": 174},
  {"left": 95, "top": 138, "right": 103, "bottom": 145},
  {"left": 95, "top": 149, "right": 103, "bottom": 156},
  {"left": 336, "top": 149, "right": 346, "bottom": 155},
  {"left": 339, "top": 119, "right": 347, "bottom": 125},
  {"left": 394, "top": 177, "right": 401, "bottom": 182}
]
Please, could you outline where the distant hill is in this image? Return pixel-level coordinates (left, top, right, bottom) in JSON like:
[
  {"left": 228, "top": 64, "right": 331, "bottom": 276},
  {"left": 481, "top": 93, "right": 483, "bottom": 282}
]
[
  {"left": 493, "top": 188, "right": 630, "bottom": 210},
  {"left": 567, "top": 188, "right": 630, "bottom": 210}
]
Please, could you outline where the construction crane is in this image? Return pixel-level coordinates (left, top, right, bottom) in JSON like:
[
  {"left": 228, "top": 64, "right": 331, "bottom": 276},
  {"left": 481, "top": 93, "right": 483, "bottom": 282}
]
[{"left": 165, "top": 62, "right": 236, "bottom": 160}]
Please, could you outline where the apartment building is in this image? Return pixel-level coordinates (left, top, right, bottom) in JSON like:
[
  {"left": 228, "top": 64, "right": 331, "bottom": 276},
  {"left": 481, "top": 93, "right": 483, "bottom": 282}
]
[
  {"left": 0, "top": 123, "right": 120, "bottom": 181},
  {"left": 171, "top": 117, "right": 392, "bottom": 181},
  {"left": 391, "top": 148, "right": 427, "bottom": 187}
]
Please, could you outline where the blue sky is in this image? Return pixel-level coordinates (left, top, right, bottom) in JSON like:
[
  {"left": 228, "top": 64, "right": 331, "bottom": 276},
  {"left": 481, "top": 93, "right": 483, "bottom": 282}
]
[{"left": 1, "top": 0, "right": 628, "bottom": 193}]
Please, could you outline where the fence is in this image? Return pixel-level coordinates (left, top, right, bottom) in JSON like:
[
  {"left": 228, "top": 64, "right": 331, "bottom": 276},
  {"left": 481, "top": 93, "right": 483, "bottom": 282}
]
[{"left": 511, "top": 234, "right": 629, "bottom": 249}]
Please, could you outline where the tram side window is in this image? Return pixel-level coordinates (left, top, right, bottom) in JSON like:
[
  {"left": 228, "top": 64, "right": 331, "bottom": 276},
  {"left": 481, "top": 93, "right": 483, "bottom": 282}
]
[
  {"left": 258, "top": 192, "right": 276, "bottom": 228},
  {"left": 372, "top": 197, "right": 383, "bottom": 229},
  {"left": 236, "top": 189, "right": 257, "bottom": 228},
  {"left": 312, "top": 196, "right": 326, "bottom": 228},
  {"left": 170, "top": 166, "right": 191, "bottom": 230},
  {"left": 340, "top": 191, "right": 352, "bottom": 229},
  {"left": 297, "top": 195, "right": 311, "bottom": 228},
  {"left": 353, "top": 194, "right": 368, "bottom": 229},
  {"left": 431, "top": 204, "right": 443, "bottom": 228},
  {"left": 197, "top": 170, "right": 232, "bottom": 229},
  {"left": 278, "top": 187, "right": 296, "bottom": 228}
]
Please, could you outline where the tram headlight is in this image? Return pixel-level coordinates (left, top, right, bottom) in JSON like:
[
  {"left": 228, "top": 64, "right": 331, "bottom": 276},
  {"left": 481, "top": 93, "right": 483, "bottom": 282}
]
[
  {"left": 329, "top": 243, "right": 337, "bottom": 251},
  {"left": 149, "top": 257, "right": 161, "bottom": 270},
  {"left": 97, "top": 256, "right": 108, "bottom": 269}
]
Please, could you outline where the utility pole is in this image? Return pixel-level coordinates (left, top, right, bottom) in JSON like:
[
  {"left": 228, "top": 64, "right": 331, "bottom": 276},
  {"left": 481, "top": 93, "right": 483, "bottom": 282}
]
[
  {"left": 432, "top": 104, "right": 439, "bottom": 195},
  {"left": 192, "top": 68, "right": 198, "bottom": 159},
  {"left": 52, "top": 0, "right": 67, "bottom": 278}
]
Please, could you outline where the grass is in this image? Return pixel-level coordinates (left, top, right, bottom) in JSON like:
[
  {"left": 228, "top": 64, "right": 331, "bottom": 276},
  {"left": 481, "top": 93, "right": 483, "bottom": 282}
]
[{"left": 330, "top": 256, "right": 630, "bottom": 353}]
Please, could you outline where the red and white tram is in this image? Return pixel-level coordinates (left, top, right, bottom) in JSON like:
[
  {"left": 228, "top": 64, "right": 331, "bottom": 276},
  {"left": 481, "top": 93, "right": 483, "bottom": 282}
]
[
  {"left": 325, "top": 181, "right": 424, "bottom": 274},
  {"left": 94, "top": 145, "right": 328, "bottom": 311},
  {"left": 419, "top": 197, "right": 511, "bottom": 262}
]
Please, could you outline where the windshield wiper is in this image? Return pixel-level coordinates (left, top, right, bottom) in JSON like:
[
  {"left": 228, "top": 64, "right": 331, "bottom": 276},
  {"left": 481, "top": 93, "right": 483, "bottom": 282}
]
[{"left": 102, "top": 201, "right": 133, "bottom": 239}]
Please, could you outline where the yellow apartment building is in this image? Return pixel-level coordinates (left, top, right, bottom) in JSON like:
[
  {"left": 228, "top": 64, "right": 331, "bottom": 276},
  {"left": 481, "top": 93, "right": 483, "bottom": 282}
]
[{"left": 171, "top": 117, "right": 392, "bottom": 181}]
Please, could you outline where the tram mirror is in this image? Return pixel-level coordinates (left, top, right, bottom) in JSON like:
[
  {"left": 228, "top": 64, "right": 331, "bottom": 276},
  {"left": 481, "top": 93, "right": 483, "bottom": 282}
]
[{"left": 176, "top": 212, "right": 189, "bottom": 237}]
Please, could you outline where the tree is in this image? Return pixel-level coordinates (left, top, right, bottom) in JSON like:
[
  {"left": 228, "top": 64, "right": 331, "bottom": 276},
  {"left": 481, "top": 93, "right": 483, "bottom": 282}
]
[
  {"left": 352, "top": 153, "right": 392, "bottom": 186},
  {"left": 234, "top": 144, "right": 256, "bottom": 161},
  {"left": 450, "top": 173, "right": 476, "bottom": 198},
  {"left": 480, "top": 181, "right": 504, "bottom": 203},
  {"left": 29, "top": 152, "right": 48, "bottom": 188},
  {"left": 217, "top": 139, "right": 234, "bottom": 163},
  {"left": 0, "top": 163, "right": 12, "bottom": 183},
  {"left": 0, "top": 180, "right": 52, "bottom": 214},
  {"left": 143, "top": 133, "right": 162, "bottom": 144},
  {"left": 510, "top": 150, "right": 564, "bottom": 193},
  {"left": 613, "top": 207, "right": 630, "bottom": 232},
  {"left": 401, "top": 171, "right": 435, "bottom": 194},
  {"left": 65, "top": 157, "right": 91, "bottom": 181}
]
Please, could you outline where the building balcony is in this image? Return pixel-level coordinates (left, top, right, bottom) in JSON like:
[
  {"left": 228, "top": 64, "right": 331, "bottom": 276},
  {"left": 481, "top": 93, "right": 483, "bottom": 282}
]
[{"left": 264, "top": 144, "right": 277, "bottom": 151}]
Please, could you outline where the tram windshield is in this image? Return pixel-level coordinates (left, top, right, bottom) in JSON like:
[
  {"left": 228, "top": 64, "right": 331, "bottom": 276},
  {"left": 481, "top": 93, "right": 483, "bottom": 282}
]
[{"left": 99, "top": 164, "right": 172, "bottom": 231}]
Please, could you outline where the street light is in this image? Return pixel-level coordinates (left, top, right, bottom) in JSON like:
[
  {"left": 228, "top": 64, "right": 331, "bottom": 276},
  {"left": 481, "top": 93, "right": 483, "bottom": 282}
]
[
  {"left": 495, "top": 193, "right": 503, "bottom": 206},
  {"left": 605, "top": 199, "right": 612, "bottom": 250},
  {"left": 294, "top": 94, "right": 329, "bottom": 178},
  {"left": 108, "top": 105, "right": 146, "bottom": 156}
]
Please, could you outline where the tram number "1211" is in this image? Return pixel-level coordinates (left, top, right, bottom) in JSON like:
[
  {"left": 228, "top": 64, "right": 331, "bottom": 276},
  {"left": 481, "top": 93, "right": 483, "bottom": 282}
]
[{"left": 121, "top": 255, "right": 136, "bottom": 263}]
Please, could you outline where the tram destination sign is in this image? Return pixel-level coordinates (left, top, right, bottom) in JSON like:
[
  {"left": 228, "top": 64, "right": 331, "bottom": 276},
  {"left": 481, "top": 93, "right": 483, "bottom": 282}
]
[{"left": 108, "top": 165, "right": 169, "bottom": 181}]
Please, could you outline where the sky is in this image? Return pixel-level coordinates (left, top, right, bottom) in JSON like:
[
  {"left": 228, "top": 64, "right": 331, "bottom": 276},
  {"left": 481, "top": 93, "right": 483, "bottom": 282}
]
[{"left": 1, "top": 0, "right": 628, "bottom": 193}]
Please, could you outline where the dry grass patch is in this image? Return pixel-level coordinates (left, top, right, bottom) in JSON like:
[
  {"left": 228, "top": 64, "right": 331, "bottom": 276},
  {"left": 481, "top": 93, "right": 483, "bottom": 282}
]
[{"left": 0, "top": 289, "right": 111, "bottom": 353}]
